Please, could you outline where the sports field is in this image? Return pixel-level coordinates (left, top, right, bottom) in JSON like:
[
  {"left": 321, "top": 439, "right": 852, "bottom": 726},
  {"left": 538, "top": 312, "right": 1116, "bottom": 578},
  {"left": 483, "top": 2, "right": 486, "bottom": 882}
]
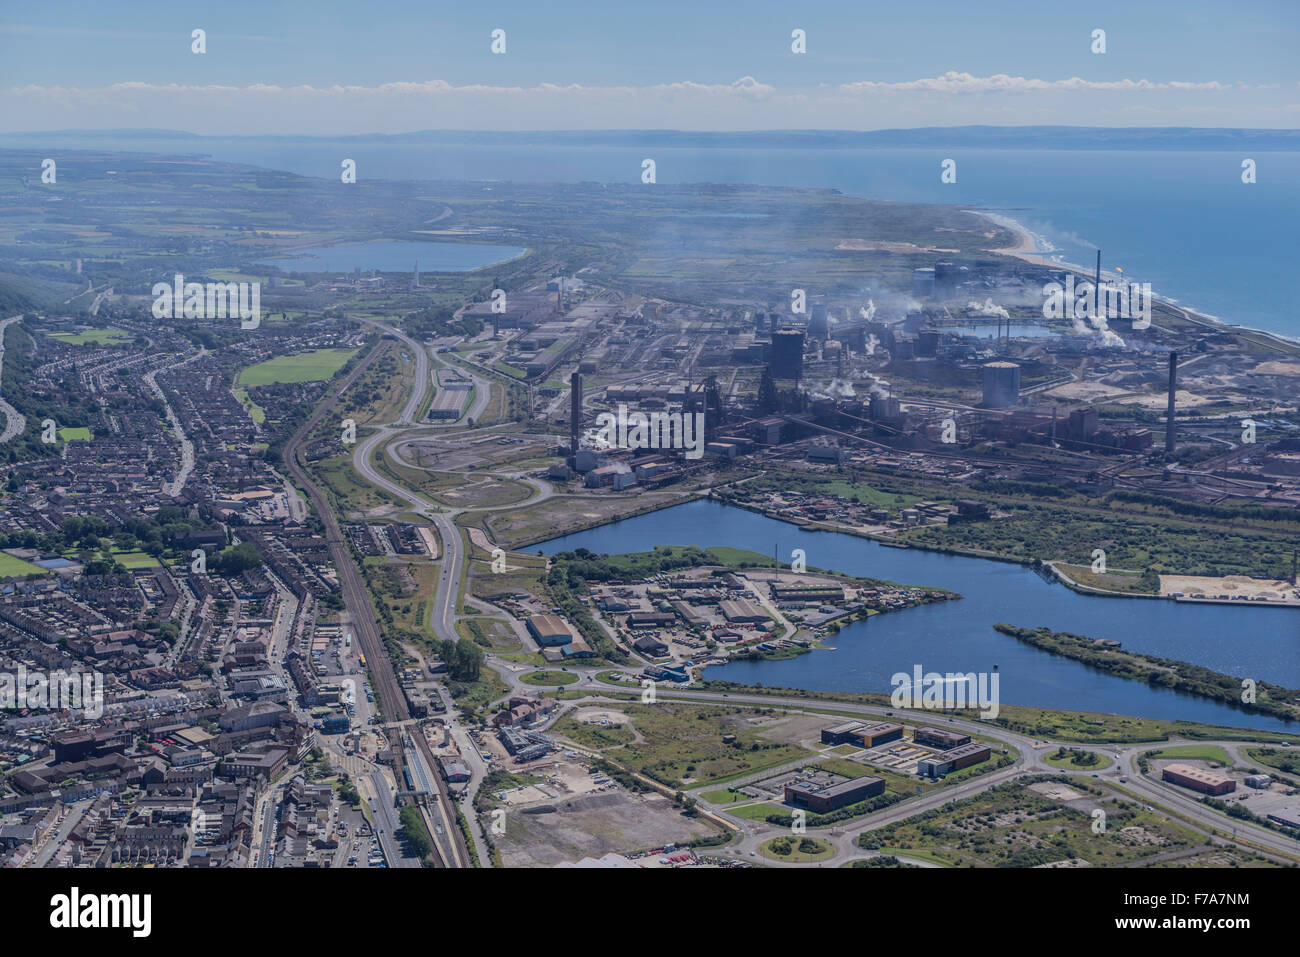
[
  {"left": 50, "top": 328, "right": 131, "bottom": 346},
  {"left": 0, "top": 553, "right": 44, "bottom": 577},
  {"left": 111, "top": 550, "right": 160, "bottom": 569}
]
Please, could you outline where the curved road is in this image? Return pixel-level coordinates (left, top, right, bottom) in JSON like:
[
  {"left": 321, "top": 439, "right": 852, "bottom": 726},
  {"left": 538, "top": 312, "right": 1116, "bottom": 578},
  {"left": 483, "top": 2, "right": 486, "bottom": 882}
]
[{"left": 0, "top": 316, "right": 28, "bottom": 443}]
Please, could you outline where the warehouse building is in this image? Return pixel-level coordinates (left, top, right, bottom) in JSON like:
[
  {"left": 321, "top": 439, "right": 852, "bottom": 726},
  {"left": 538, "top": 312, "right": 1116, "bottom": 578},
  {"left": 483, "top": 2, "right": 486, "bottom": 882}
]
[
  {"left": 784, "top": 775, "right": 884, "bottom": 813},
  {"left": 850, "top": 722, "right": 904, "bottom": 748},
  {"left": 913, "top": 726, "right": 971, "bottom": 751},
  {"left": 719, "top": 599, "right": 767, "bottom": 623},
  {"left": 627, "top": 611, "right": 676, "bottom": 628},
  {"left": 770, "top": 583, "right": 845, "bottom": 603},
  {"left": 918, "top": 742, "right": 992, "bottom": 778},
  {"left": 633, "top": 635, "right": 669, "bottom": 657},
  {"left": 526, "top": 614, "right": 574, "bottom": 647},
  {"left": 1162, "top": 763, "right": 1236, "bottom": 796},
  {"left": 1266, "top": 807, "right": 1300, "bottom": 830}
]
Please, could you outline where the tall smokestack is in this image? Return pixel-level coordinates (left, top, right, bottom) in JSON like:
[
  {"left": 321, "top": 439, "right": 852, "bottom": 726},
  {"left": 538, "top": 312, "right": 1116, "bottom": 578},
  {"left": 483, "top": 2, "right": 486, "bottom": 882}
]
[
  {"left": 1094, "top": 250, "right": 1102, "bottom": 320},
  {"left": 569, "top": 371, "right": 583, "bottom": 464},
  {"left": 1165, "top": 351, "right": 1178, "bottom": 454}
]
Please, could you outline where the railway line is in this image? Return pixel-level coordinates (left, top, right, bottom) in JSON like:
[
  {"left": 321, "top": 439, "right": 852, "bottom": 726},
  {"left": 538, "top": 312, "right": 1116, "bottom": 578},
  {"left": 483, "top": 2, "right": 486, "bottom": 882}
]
[{"left": 283, "top": 338, "right": 466, "bottom": 867}]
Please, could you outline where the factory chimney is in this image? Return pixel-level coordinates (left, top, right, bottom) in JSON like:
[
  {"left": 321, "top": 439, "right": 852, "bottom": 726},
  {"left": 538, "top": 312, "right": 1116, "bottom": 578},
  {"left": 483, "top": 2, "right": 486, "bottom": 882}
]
[
  {"left": 1164, "top": 351, "right": 1178, "bottom": 454},
  {"left": 569, "top": 371, "right": 583, "bottom": 466},
  {"left": 1094, "top": 250, "right": 1102, "bottom": 320}
]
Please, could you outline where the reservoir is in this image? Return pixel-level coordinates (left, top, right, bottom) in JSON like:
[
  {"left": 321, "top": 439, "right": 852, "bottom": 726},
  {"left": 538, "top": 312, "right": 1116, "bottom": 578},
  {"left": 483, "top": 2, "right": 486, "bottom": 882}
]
[
  {"left": 536, "top": 499, "right": 1299, "bottom": 732},
  {"left": 253, "top": 239, "right": 526, "bottom": 273}
]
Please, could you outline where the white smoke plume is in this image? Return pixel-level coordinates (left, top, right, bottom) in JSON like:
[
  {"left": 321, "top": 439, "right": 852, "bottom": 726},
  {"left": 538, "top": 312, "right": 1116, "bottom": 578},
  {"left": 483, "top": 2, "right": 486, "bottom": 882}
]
[
  {"left": 852, "top": 369, "right": 891, "bottom": 397},
  {"left": 966, "top": 298, "right": 1010, "bottom": 319}
]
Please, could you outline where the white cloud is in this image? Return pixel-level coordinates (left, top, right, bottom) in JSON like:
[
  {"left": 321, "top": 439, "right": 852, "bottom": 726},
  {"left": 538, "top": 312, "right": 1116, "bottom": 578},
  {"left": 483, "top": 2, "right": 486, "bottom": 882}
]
[
  {"left": 0, "top": 73, "right": 1292, "bottom": 133},
  {"left": 839, "top": 71, "right": 1239, "bottom": 94}
]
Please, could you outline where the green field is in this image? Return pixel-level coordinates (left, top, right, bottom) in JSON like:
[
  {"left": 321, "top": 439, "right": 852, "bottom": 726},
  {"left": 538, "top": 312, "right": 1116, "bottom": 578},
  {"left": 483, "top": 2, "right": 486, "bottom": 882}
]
[
  {"left": 0, "top": 553, "right": 45, "bottom": 577},
  {"left": 58, "top": 427, "right": 92, "bottom": 441},
  {"left": 730, "top": 802, "right": 789, "bottom": 822},
  {"left": 111, "top": 550, "right": 160, "bottom": 569},
  {"left": 700, "top": 787, "right": 749, "bottom": 805},
  {"left": 1147, "top": 745, "right": 1232, "bottom": 765},
  {"left": 233, "top": 386, "right": 266, "bottom": 424},
  {"left": 50, "top": 328, "right": 131, "bottom": 346},
  {"left": 238, "top": 348, "right": 357, "bottom": 387},
  {"left": 520, "top": 670, "right": 580, "bottom": 687}
]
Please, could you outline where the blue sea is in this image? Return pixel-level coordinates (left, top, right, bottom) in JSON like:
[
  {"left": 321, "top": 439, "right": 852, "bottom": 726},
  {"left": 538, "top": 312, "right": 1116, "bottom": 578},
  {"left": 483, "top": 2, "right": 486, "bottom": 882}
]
[{"left": 22, "top": 133, "right": 1300, "bottom": 339}]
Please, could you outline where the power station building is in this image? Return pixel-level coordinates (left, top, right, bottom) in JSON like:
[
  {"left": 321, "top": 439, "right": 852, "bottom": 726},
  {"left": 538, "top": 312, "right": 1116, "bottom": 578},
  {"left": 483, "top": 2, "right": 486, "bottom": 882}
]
[
  {"left": 770, "top": 329, "right": 805, "bottom": 380},
  {"left": 934, "top": 261, "right": 965, "bottom": 299},
  {"left": 808, "top": 304, "right": 829, "bottom": 341},
  {"left": 982, "top": 361, "right": 1021, "bottom": 408}
]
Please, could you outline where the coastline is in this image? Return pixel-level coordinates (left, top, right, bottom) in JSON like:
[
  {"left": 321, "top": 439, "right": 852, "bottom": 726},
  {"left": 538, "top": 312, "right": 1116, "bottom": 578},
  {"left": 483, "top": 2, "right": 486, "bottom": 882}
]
[{"left": 978, "top": 209, "right": 1300, "bottom": 351}]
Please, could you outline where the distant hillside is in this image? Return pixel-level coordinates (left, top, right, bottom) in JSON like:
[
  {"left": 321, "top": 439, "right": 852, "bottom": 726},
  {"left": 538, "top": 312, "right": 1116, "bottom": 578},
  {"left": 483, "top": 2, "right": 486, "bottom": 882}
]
[
  {"left": 7, "top": 126, "right": 1300, "bottom": 151},
  {"left": 0, "top": 281, "right": 34, "bottom": 317}
]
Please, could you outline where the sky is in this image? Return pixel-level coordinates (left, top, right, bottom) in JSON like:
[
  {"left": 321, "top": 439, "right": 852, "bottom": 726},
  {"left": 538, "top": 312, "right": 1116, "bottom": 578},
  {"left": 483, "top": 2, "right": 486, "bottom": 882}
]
[{"left": 2, "top": 0, "right": 1298, "bottom": 134}]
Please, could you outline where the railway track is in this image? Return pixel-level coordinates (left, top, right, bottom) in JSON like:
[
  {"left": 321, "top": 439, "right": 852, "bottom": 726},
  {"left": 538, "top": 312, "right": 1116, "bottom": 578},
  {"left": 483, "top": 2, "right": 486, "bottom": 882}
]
[{"left": 283, "top": 326, "right": 470, "bottom": 868}]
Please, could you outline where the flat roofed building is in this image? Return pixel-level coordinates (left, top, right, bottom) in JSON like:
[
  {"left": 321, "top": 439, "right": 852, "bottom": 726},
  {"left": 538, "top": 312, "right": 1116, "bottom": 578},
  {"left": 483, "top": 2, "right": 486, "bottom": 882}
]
[
  {"left": 820, "top": 722, "right": 863, "bottom": 745},
  {"left": 784, "top": 775, "right": 884, "bottom": 813},
  {"left": 918, "top": 742, "right": 991, "bottom": 778},
  {"left": 1266, "top": 806, "right": 1300, "bottom": 830},
  {"left": 913, "top": 726, "right": 971, "bottom": 751},
  {"left": 850, "top": 722, "right": 904, "bottom": 748},
  {"left": 428, "top": 388, "right": 467, "bottom": 420},
  {"left": 769, "top": 582, "right": 845, "bottom": 602},
  {"left": 1162, "top": 763, "right": 1236, "bottom": 795},
  {"left": 627, "top": 611, "right": 676, "bottom": 628}
]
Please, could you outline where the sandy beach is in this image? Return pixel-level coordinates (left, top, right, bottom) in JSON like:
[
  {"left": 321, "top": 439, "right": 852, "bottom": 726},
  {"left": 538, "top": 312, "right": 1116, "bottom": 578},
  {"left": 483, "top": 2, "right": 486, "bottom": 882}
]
[{"left": 977, "top": 209, "right": 1300, "bottom": 352}]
